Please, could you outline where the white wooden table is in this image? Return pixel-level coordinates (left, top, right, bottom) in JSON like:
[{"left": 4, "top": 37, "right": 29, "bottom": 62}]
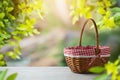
[{"left": 0, "top": 67, "right": 97, "bottom": 80}]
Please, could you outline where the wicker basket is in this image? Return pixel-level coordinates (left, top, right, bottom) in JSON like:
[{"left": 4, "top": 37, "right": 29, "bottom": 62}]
[{"left": 64, "top": 18, "right": 110, "bottom": 73}]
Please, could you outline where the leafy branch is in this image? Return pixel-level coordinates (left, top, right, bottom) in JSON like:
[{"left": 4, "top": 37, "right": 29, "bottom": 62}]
[
  {"left": 0, "top": 0, "right": 44, "bottom": 66},
  {"left": 89, "top": 57, "right": 120, "bottom": 80},
  {"left": 69, "top": 0, "right": 120, "bottom": 30}
]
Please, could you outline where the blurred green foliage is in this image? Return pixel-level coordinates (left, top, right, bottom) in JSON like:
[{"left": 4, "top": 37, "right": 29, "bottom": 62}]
[
  {"left": 0, "top": 0, "right": 44, "bottom": 66},
  {"left": 70, "top": 0, "right": 120, "bottom": 30}
]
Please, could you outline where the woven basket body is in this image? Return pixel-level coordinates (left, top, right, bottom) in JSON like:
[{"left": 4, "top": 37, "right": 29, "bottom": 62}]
[
  {"left": 64, "top": 19, "right": 110, "bottom": 73},
  {"left": 65, "top": 57, "right": 109, "bottom": 73},
  {"left": 64, "top": 46, "right": 110, "bottom": 73}
]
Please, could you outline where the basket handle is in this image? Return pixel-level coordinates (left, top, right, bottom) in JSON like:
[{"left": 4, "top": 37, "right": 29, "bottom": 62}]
[{"left": 79, "top": 18, "right": 100, "bottom": 54}]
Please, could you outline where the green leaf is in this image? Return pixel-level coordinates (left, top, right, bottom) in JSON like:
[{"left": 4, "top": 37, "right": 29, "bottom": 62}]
[
  {"left": 89, "top": 66, "right": 105, "bottom": 73},
  {"left": 13, "top": 36, "right": 21, "bottom": 41},
  {"left": 72, "top": 15, "right": 79, "bottom": 24},
  {"left": 7, "top": 51, "right": 14, "bottom": 57},
  {"left": 0, "top": 60, "right": 6, "bottom": 66},
  {"left": 114, "top": 13, "right": 120, "bottom": 26},
  {"left": 28, "top": 32, "right": 33, "bottom": 36},
  {"left": 7, "top": 73, "right": 18, "bottom": 80},
  {"left": 17, "top": 24, "right": 27, "bottom": 30},
  {"left": 94, "top": 73, "right": 108, "bottom": 80},
  {"left": 6, "top": 7, "right": 14, "bottom": 12},
  {"left": 0, "top": 54, "right": 4, "bottom": 60},
  {"left": 0, "top": 13, "right": 5, "bottom": 19},
  {"left": 37, "top": 10, "right": 44, "bottom": 20},
  {"left": 33, "top": 29, "right": 40, "bottom": 34},
  {"left": 3, "top": 1, "right": 8, "bottom": 6},
  {"left": 111, "top": 7, "right": 120, "bottom": 13},
  {"left": 0, "top": 21, "right": 5, "bottom": 27},
  {"left": 7, "top": 14, "right": 15, "bottom": 20},
  {"left": 0, "top": 69, "right": 8, "bottom": 80}
]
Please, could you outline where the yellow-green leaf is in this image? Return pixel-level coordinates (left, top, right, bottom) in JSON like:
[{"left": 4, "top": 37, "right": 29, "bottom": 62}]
[
  {"left": 89, "top": 66, "right": 105, "bottom": 74},
  {"left": 0, "top": 13, "right": 5, "bottom": 19},
  {"left": 7, "top": 73, "right": 18, "bottom": 80},
  {"left": 0, "top": 69, "right": 8, "bottom": 80}
]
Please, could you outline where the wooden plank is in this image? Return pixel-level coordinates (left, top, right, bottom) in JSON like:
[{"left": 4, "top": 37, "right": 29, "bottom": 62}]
[{"left": 0, "top": 67, "right": 97, "bottom": 80}]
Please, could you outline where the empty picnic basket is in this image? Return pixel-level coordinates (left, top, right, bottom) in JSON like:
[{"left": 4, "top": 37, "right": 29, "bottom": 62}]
[{"left": 64, "top": 18, "right": 110, "bottom": 73}]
